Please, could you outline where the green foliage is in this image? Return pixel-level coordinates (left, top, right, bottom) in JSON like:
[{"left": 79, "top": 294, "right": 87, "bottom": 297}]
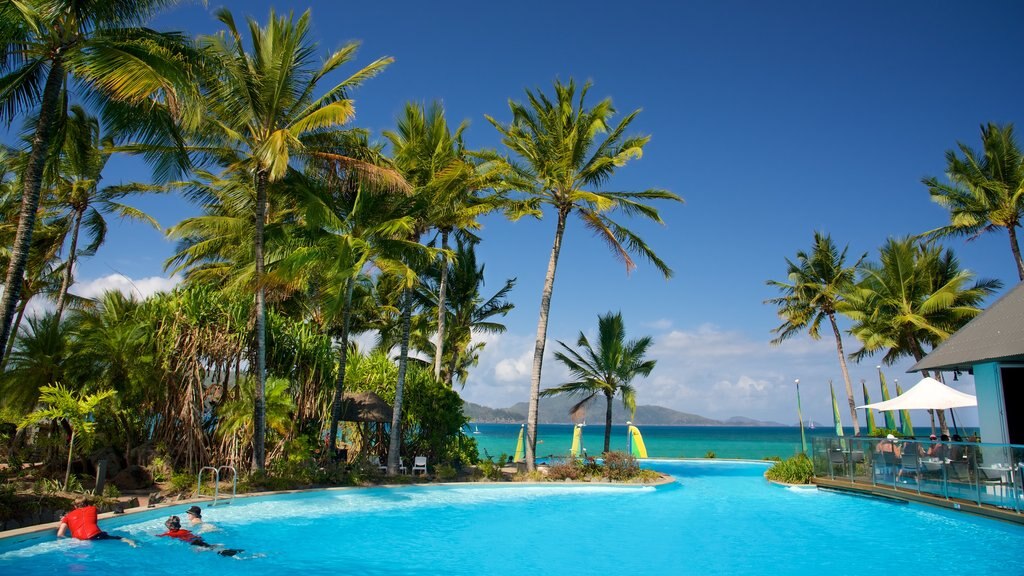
[
  {"left": 169, "top": 472, "right": 194, "bottom": 495},
  {"left": 870, "top": 428, "right": 900, "bottom": 438},
  {"left": 765, "top": 454, "right": 813, "bottom": 484},
  {"left": 477, "top": 454, "right": 507, "bottom": 481},
  {"left": 19, "top": 383, "right": 116, "bottom": 490},
  {"left": 102, "top": 483, "right": 121, "bottom": 498},
  {"left": 148, "top": 456, "right": 172, "bottom": 483},
  {"left": 704, "top": 450, "right": 717, "bottom": 459},
  {"left": 434, "top": 463, "right": 457, "bottom": 481},
  {"left": 763, "top": 456, "right": 782, "bottom": 462}
]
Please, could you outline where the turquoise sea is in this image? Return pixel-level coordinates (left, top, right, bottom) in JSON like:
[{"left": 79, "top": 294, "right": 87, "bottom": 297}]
[{"left": 467, "top": 423, "right": 972, "bottom": 460}]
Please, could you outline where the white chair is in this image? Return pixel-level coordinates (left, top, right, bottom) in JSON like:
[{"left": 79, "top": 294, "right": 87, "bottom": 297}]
[
  {"left": 411, "top": 456, "right": 428, "bottom": 476},
  {"left": 373, "top": 456, "right": 387, "bottom": 473}
]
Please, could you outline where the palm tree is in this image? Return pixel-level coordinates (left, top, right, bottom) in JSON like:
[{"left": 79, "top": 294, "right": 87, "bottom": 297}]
[
  {"left": 50, "top": 105, "right": 159, "bottom": 320},
  {"left": 194, "top": 8, "right": 392, "bottom": 470},
  {"left": 840, "top": 237, "right": 1001, "bottom": 435},
  {"left": 766, "top": 232, "right": 864, "bottom": 435},
  {"left": 381, "top": 101, "right": 467, "bottom": 474},
  {"left": 19, "top": 383, "right": 116, "bottom": 490},
  {"left": 415, "top": 238, "right": 515, "bottom": 386},
  {"left": 923, "top": 123, "right": 1024, "bottom": 281},
  {"left": 541, "top": 312, "right": 655, "bottom": 453},
  {"left": 0, "top": 0, "right": 198, "bottom": 356},
  {"left": 485, "top": 79, "right": 682, "bottom": 470}
]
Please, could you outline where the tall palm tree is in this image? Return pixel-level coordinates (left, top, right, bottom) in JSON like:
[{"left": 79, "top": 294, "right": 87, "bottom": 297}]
[
  {"left": 381, "top": 101, "right": 470, "bottom": 474},
  {"left": 923, "top": 123, "right": 1024, "bottom": 281},
  {"left": 50, "top": 105, "right": 158, "bottom": 320},
  {"left": 840, "top": 237, "right": 1001, "bottom": 435},
  {"left": 276, "top": 170, "right": 417, "bottom": 457},
  {"left": 194, "top": 8, "right": 392, "bottom": 470},
  {"left": 415, "top": 238, "right": 515, "bottom": 386},
  {"left": 541, "top": 311, "right": 655, "bottom": 453},
  {"left": 0, "top": 0, "right": 198, "bottom": 356},
  {"left": 486, "top": 79, "right": 681, "bottom": 470},
  {"left": 766, "top": 232, "right": 863, "bottom": 435}
]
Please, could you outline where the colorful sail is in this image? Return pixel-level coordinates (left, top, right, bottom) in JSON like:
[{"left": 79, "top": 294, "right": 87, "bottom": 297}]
[
  {"left": 570, "top": 424, "right": 582, "bottom": 457},
  {"left": 831, "top": 381, "right": 845, "bottom": 439},
  {"left": 861, "top": 380, "right": 876, "bottom": 434},
  {"left": 796, "top": 381, "right": 807, "bottom": 455},
  {"left": 513, "top": 424, "right": 524, "bottom": 463},
  {"left": 896, "top": 382, "right": 914, "bottom": 437},
  {"left": 878, "top": 368, "right": 896, "bottom": 430},
  {"left": 627, "top": 424, "right": 648, "bottom": 459}
]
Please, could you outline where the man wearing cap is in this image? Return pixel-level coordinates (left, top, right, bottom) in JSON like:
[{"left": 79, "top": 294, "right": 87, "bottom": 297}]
[{"left": 159, "top": 516, "right": 241, "bottom": 557}]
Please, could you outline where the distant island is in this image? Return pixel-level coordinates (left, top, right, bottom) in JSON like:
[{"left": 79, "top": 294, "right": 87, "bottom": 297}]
[{"left": 463, "top": 396, "right": 785, "bottom": 426}]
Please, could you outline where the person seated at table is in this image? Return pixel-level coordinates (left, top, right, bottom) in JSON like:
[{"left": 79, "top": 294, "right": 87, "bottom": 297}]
[{"left": 928, "top": 434, "right": 950, "bottom": 459}]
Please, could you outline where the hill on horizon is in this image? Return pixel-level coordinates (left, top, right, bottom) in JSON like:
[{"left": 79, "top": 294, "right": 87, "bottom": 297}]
[{"left": 462, "top": 395, "right": 784, "bottom": 426}]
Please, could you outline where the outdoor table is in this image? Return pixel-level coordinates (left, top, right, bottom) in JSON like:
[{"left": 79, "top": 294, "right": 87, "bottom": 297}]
[{"left": 978, "top": 463, "right": 1016, "bottom": 507}]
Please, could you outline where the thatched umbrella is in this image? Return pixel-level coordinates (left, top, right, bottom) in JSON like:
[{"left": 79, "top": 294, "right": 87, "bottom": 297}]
[
  {"left": 338, "top": 392, "right": 393, "bottom": 459},
  {"left": 340, "top": 391, "right": 393, "bottom": 422}
]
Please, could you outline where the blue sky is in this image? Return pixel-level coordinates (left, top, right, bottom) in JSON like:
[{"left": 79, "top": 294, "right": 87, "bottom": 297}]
[{"left": 46, "top": 1, "right": 1024, "bottom": 427}]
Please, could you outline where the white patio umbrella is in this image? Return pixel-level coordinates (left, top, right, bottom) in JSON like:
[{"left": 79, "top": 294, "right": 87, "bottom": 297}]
[{"left": 857, "top": 376, "right": 976, "bottom": 434}]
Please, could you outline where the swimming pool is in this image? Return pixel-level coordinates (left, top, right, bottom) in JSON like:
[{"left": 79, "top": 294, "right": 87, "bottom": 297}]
[{"left": 3, "top": 460, "right": 1023, "bottom": 575}]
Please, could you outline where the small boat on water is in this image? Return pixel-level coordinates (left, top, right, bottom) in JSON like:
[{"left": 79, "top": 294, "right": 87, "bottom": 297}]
[{"left": 473, "top": 425, "right": 481, "bottom": 434}]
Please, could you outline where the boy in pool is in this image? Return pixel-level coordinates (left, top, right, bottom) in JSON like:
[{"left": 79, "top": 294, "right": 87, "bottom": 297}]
[
  {"left": 57, "top": 498, "right": 138, "bottom": 547},
  {"left": 159, "top": 516, "right": 242, "bottom": 557},
  {"left": 185, "top": 505, "right": 216, "bottom": 532}
]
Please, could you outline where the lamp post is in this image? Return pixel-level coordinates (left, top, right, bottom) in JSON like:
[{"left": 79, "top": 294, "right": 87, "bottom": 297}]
[{"left": 796, "top": 379, "right": 807, "bottom": 455}]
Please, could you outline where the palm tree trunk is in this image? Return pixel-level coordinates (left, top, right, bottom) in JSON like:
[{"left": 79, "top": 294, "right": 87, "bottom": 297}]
[
  {"left": 933, "top": 372, "right": 950, "bottom": 437},
  {"left": 604, "top": 392, "right": 613, "bottom": 453},
  {"left": 0, "top": 296, "right": 29, "bottom": 370},
  {"left": 433, "top": 230, "right": 450, "bottom": 380},
  {"left": 526, "top": 209, "right": 569, "bottom": 471},
  {"left": 252, "top": 169, "right": 269, "bottom": 471},
  {"left": 388, "top": 287, "right": 413, "bottom": 474},
  {"left": 828, "top": 312, "right": 861, "bottom": 435},
  {"left": 1007, "top": 224, "right": 1024, "bottom": 281},
  {"left": 55, "top": 208, "right": 85, "bottom": 321},
  {"left": 64, "top": 429, "right": 76, "bottom": 491},
  {"left": 0, "top": 60, "right": 65, "bottom": 356},
  {"left": 328, "top": 277, "right": 356, "bottom": 454}
]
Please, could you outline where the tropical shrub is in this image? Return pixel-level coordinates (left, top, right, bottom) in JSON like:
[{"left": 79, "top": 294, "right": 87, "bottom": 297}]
[
  {"left": 546, "top": 459, "right": 582, "bottom": 481},
  {"left": 477, "top": 454, "right": 507, "bottom": 481},
  {"left": 603, "top": 451, "right": 640, "bottom": 481},
  {"left": 765, "top": 454, "right": 813, "bottom": 484},
  {"left": 704, "top": 450, "right": 717, "bottom": 459}
]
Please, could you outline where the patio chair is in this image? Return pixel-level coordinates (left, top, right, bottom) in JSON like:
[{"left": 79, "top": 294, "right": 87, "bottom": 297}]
[
  {"left": 411, "top": 456, "right": 428, "bottom": 476},
  {"left": 827, "top": 449, "right": 847, "bottom": 478},
  {"left": 873, "top": 451, "right": 897, "bottom": 483},
  {"left": 898, "top": 453, "right": 921, "bottom": 485},
  {"left": 373, "top": 456, "right": 387, "bottom": 473}
]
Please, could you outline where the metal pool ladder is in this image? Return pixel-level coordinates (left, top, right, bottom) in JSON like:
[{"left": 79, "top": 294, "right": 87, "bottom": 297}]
[{"left": 197, "top": 465, "right": 237, "bottom": 506}]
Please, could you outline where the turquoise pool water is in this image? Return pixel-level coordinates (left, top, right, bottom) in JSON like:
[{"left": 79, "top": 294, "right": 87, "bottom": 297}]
[{"left": 2, "top": 461, "right": 1023, "bottom": 575}]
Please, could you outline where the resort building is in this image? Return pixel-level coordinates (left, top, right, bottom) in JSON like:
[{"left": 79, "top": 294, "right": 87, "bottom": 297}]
[{"left": 911, "top": 281, "right": 1024, "bottom": 446}]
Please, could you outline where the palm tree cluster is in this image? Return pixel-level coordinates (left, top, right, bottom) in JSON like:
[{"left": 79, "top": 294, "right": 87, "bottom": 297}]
[
  {"left": 766, "top": 122, "right": 1019, "bottom": 436},
  {"left": 0, "top": 4, "right": 680, "bottom": 481}
]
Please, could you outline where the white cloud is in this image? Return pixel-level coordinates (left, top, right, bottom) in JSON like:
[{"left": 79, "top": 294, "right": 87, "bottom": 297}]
[{"left": 72, "top": 273, "right": 182, "bottom": 300}]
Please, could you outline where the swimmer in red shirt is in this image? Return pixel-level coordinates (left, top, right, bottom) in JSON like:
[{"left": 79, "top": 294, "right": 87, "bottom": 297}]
[
  {"left": 57, "top": 498, "right": 137, "bottom": 547},
  {"left": 159, "top": 516, "right": 242, "bottom": 557}
]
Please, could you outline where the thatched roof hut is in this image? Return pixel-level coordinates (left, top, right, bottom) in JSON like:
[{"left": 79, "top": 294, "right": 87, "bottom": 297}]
[{"left": 340, "top": 391, "right": 393, "bottom": 423}]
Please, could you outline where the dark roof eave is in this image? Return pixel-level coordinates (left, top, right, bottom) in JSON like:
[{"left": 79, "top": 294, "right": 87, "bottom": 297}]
[{"left": 911, "top": 353, "right": 1024, "bottom": 373}]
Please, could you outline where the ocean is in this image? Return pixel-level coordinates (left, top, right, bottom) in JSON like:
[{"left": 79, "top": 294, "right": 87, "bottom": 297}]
[{"left": 466, "top": 423, "right": 969, "bottom": 460}]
